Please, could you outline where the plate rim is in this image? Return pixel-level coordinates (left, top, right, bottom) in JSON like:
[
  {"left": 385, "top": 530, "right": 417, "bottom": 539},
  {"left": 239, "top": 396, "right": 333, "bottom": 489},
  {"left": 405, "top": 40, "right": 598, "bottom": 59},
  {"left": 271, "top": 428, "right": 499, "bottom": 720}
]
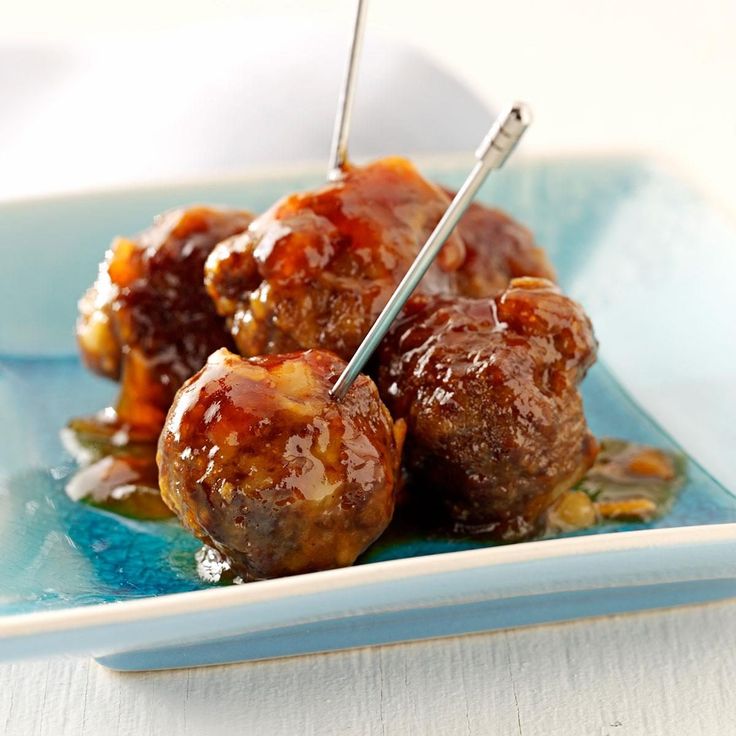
[
  {"left": 2, "top": 522, "right": 736, "bottom": 638},
  {"left": 2, "top": 153, "right": 735, "bottom": 641}
]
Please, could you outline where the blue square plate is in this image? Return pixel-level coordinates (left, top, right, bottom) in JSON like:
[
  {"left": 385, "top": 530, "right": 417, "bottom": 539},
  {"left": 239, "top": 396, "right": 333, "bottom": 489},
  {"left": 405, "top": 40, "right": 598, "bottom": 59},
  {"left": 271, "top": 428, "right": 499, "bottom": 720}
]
[{"left": 1, "top": 156, "right": 735, "bottom": 671}]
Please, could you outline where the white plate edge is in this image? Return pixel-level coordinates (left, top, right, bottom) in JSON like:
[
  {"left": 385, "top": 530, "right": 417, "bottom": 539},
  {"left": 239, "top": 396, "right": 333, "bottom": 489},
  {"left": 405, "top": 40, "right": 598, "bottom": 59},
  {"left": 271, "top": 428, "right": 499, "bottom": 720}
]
[
  {"left": 1, "top": 152, "right": 734, "bottom": 639},
  {"left": 1, "top": 523, "right": 735, "bottom": 639}
]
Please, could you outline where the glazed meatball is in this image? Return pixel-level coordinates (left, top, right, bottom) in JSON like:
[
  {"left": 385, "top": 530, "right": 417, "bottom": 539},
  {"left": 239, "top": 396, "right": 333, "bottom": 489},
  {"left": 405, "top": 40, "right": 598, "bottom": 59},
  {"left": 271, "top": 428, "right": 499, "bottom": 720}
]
[
  {"left": 443, "top": 190, "right": 556, "bottom": 298},
  {"left": 378, "top": 278, "right": 598, "bottom": 541},
  {"left": 158, "top": 348, "right": 405, "bottom": 580},
  {"left": 205, "top": 157, "right": 466, "bottom": 361},
  {"left": 77, "top": 206, "right": 253, "bottom": 438}
]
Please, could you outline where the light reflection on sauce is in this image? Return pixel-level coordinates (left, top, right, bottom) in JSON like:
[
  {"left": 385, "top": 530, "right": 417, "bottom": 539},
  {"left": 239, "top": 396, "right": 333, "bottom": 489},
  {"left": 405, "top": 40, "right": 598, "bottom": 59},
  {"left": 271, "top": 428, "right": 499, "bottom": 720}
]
[
  {"left": 546, "top": 438, "right": 684, "bottom": 534},
  {"left": 61, "top": 408, "right": 684, "bottom": 579},
  {"left": 62, "top": 413, "right": 173, "bottom": 521},
  {"left": 195, "top": 545, "right": 244, "bottom": 585}
]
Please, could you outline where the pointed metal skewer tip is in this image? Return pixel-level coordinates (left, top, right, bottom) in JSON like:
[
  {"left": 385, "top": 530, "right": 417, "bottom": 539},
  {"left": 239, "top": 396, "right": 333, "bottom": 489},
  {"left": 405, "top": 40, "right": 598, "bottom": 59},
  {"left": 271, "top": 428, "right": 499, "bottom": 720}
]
[
  {"left": 327, "top": 0, "right": 369, "bottom": 181},
  {"left": 329, "top": 101, "right": 533, "bottom": 401}
]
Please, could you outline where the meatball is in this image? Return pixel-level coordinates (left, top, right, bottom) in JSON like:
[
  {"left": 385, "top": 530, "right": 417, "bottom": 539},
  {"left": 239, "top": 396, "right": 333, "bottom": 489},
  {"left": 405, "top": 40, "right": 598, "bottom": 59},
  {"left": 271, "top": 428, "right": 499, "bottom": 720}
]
[
  {"left": 158, "top": 348, "right": 405, "bottom": 580},
  {"left": 205, "top": 157, "right": 466, "bottom": 361},
  {"left": 77, "top": 206, "right": 253, "bottom": 438},
  {"left": 443, "top": 190, "right": 556, "bottom": 298},
  {"left": 378, "top": 278, "right": 598, "bottom": 541}
]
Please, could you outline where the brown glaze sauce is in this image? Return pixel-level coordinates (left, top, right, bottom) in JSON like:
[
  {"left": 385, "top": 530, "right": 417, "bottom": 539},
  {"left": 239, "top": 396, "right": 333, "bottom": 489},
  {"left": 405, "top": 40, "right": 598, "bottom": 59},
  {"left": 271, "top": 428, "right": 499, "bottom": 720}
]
[
  {"left": 157, "top": 348, "right": 405, "bottom": 580},
  {"left": 205, "top": 158, "right": 467, "bottom": 361},
  {"left": 378, "top": 278, "right": 599, "bottom": 541},
  {"left": 443, "top": 189, "right": 557, "bottom": 298},
  {"left": 65, "top": 162, "right": 684, "bottom": 584},
  {"left": 62, "top": 413, "right": 173, "bottom": 520},
  {"left": 546, "top": 438, "right": 684, "bottom": 533},
  {"left": 69, "top": 206, "right": 252, "bottom": 516},
  {"left": 76, "top": 205, "right": 253, "bottom": 442}
]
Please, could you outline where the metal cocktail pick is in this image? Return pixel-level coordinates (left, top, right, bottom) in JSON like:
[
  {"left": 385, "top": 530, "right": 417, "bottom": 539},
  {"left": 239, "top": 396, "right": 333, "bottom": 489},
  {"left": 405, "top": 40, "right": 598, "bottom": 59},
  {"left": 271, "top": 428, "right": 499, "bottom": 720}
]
[
  {"left": 330, "top": 102, "right": 533, "bottom": 401},
  {"left": 327, "top": 0, "right": 369, "bottom": 181}
]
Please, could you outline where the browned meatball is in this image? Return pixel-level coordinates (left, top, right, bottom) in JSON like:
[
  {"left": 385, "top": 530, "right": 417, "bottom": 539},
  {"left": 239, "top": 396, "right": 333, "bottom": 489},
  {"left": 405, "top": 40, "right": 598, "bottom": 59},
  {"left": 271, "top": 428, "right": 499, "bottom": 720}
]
[
  {"left": 158, "top": 348, "right": 405, "bottom": 580},
  {"left": 205, "top": 157, "right": 466, "bottom": 361},
  {"left": 378, "top": 278, "right": 598, "bottom": 541},
  {"left": 443, "top": 190, "right": 556, "bottom": 298},
  {"left": 77, "top": 206, "right": 253, "bottom": 438}
]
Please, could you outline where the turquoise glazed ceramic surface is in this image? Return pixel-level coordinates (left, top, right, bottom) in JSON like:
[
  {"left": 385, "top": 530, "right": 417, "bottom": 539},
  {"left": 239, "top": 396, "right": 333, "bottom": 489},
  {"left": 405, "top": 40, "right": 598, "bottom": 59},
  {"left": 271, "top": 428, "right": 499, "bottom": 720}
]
[{"left": 1, "top": 157, "right": 735, "bottom": 670}]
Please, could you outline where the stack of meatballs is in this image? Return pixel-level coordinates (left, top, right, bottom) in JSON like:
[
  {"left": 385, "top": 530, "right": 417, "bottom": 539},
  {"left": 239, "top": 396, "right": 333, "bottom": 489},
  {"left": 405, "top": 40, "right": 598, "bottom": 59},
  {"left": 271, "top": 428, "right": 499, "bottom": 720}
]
[{"left": 76, "top": 157, "right": 598, "bottom": 581}]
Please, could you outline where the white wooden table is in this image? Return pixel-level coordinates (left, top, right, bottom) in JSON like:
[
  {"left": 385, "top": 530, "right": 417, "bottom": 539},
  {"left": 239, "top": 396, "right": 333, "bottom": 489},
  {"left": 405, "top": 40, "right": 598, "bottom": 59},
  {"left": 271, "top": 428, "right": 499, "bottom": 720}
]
[{"left": 2, "top": 600, "right": 736, "bottom": 735}]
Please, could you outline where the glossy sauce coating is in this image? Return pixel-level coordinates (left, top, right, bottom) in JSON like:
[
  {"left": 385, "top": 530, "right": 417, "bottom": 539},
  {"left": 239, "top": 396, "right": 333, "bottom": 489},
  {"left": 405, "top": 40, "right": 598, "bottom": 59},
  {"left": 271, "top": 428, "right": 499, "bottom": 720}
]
[
  {"left": 62, "top": 415, "right": 174, "bottom": 520},
  {"left": 158, "top": 348, "right": 405, "bottom": 580},
  {"left": 379, "top": 278, "right": 598, "bottom": 540},
  {"left": 546, "top": 437, "right": 684, "bottom": 534},
  {"left": 77, "top": 206, "right": 253, "bottom": 439},
  {"left": 205, "top": 158, "right": 466, "bottom": 361},
  {"left": 443, "top": 190, "right": 556, "bottom": 298}
]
